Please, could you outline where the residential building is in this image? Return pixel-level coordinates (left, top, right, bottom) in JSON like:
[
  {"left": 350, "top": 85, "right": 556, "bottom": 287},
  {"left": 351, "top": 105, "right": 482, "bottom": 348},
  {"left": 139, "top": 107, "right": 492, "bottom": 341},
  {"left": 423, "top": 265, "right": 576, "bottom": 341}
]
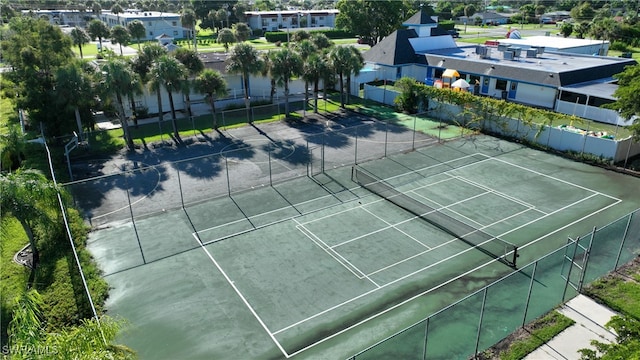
[
  {"left": 244, "top": 10, "right": 339, "bottom": 32},
  {"left": 98, "top": 10, "right": 186, "bottom": 40},
  {"left": 21, "top": 9, "right": 89, "bottom": 27},
  {"left": 458, "top": 12, "right": 510, "bottom": 25}
]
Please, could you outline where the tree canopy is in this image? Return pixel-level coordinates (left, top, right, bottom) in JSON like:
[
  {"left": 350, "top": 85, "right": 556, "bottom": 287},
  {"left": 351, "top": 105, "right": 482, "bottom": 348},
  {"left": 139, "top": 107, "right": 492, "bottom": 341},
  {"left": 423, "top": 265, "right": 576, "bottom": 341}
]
[
  {"left": 336, "top": 0, "right": 414, "bottom": 46},
  {"left": 609, "top": 64, "right": 640, "bottom": 140}
]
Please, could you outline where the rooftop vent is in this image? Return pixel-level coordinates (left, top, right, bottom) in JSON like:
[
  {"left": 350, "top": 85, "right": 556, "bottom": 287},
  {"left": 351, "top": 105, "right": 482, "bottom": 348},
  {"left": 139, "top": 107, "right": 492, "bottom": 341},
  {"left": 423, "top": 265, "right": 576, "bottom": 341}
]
[
  {"left": 525, "top": 49, "right": 537, "bottom": 58},
  {"left": 476, "top": 45, "right": 490, "bottom": 59},
  {"left": 503, "top": 51, "right": 514, "bottom": 60}
]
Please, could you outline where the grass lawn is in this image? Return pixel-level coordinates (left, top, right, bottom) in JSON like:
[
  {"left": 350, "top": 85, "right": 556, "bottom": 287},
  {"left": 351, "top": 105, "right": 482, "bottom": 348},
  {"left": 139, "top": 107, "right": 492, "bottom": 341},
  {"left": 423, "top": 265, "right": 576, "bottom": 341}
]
[
  {"left": 481, "top": 311, "right": 575, "bottom": 360},
  {"left": 583, "top": 257, "right": 640, "bottom": 320},
  {"left": 0, "top": 96, "right": 17, "bottom": 135}
]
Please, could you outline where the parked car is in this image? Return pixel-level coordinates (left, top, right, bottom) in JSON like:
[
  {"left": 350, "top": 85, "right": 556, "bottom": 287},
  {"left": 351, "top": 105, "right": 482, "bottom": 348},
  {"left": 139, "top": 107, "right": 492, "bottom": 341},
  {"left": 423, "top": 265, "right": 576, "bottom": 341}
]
[{"left": 448, "top": 29, "right": 460, "bottom": 38}]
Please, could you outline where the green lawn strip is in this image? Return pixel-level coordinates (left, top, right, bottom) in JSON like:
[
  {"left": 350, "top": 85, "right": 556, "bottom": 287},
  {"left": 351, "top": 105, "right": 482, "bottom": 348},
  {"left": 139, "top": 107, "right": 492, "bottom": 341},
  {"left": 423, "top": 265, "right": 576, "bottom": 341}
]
[
  {"left": 499, "top": 311, "right": 575, "bottom": 360},
  {"left": 0, "top": 96, "right": 18, "bottom": 135},
  {"left": 0, "top": 217, "right": 32, "bottom": 341},
  {"left": 582, "top": 266, "right": 640, "bottom": 320}
]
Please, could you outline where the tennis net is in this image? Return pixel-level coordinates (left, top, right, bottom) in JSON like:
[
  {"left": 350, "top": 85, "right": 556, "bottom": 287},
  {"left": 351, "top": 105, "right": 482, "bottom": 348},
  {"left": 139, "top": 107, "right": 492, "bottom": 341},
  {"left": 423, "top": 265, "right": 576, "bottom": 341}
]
[{"left": 352, "top": 166, "right": 518, "bottom": 267}]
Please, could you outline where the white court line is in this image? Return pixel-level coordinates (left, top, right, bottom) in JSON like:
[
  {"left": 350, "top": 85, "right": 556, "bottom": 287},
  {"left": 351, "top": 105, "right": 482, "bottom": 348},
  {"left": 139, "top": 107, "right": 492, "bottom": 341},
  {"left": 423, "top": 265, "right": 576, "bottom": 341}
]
[
  {"left": 294, "top": 219, "right": 379, "bottom": 287},
  {"left": 409, "top": 188, "right": 490, "bottom": 228},
  {"left": 360, "top": 206, "right": 431, "bottom": 249},
  {"left": 486, "top": 156, "right": 622, "bottom": 201},
  {"left": 278, "top": 197, "right": 623, "bottom": 356},
  {"left": 452, "top": 175, "right": 545, "bottom": 213},
  {"left": 190, "top": 234, "right": 291, "bottom": 358}
]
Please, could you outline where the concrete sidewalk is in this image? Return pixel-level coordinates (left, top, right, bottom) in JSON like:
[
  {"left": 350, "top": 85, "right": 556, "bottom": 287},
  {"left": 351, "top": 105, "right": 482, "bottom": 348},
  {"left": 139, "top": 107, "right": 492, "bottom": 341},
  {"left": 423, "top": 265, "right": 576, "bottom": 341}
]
[{"left": 525, "top": 295, "right": 617, "bottom": 359}]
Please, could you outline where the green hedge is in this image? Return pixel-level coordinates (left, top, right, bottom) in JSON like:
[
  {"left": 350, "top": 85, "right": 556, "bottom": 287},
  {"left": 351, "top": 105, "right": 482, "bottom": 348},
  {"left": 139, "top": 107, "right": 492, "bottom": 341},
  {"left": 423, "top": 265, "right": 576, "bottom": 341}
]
[
  {"left": 438, "top": 20, "right": 455, "bottom": 30},
  {"left": 265, "top": 28, "right": 355, "bottom": 42}
]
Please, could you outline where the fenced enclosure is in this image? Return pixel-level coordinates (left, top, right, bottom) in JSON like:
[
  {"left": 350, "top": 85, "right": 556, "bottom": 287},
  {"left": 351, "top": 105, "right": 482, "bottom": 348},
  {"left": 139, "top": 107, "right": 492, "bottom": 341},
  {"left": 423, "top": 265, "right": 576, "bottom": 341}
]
[
  {"left": 348, "top": 208, "right": 640, "bottom": 360},
  {"left": 64, "top": 116, "right": 444, "bottom": 228},
  {"left": 361, "top": 85, "right": 640, "bottom": 165}
]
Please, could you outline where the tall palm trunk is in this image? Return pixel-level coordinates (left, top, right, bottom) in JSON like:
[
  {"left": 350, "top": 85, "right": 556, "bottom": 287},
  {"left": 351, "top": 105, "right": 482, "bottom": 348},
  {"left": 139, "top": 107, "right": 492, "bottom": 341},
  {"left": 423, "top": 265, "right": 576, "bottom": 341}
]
[
  {"left": 129, "top": 95, "right": 138, "bottom": 127},
  {"left": 21, "top": 220, "right": 38, "bottom": 270},
  {"left": 116, "top": 92, "right": 133, "bottom": 150},
  {"left": 243, "top": 74, "right": 252, "bottom": 123},
  {"left": 284, "top": 81, "right": 290, "bottom": 117},
  {"left": 209, "top": 95, "right": 219, "bottom": 129},
  {"left": 313, "top": 79, "right": 319, "bottom": 113},
  {"left": 167, "top": 89, "right": 178, "bottom": 138},
  {"left": 339, "top": 72, "right": 345, "bottom": 108}
]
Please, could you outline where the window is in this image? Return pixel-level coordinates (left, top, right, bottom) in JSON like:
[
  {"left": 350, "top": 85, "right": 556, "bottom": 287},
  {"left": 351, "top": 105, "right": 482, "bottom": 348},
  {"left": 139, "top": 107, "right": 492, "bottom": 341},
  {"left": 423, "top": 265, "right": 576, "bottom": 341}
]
[
  {"left": 272, "top": 18, "right": 276, "bottom": 22},
  {"left": 434, "top": 68, "right": 443, "bottom": 78},
  {"left": 496, "top": 79, "right": 507, "bottom": 91},
  {"left": 148, "top": 21, "right": 152, "bottom": 26},
  {"left": 510, "top": 82, "right": 517, "bottom": 91},
  {"left": 172, "top": 21, "right": 177, "bottom": 26},
  {"left": 173, "top": 31, "right": 178, "bottom": 36},
  {"left": 149, "top": 31, "right": 153, "bottom": 36},
  {"left": 319, "top": 16, "right": 324, "bottom": 20},
  {"left": 470, "top": 75, "right": 480, "bottom": 85},
  {"left": 483, "top": 78, "right": 489, "bottom": 86}
]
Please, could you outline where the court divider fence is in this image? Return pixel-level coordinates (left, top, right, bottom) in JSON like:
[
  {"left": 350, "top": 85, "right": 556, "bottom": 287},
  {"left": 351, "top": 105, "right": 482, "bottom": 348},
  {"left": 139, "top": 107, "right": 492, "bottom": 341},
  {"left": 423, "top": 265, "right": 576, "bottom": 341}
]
[
  {"left": 63, "top": 115, "right": 441, "bottom": 228},
  {"left": 347, "top": 208, "right": 640, "bottom": 360}
]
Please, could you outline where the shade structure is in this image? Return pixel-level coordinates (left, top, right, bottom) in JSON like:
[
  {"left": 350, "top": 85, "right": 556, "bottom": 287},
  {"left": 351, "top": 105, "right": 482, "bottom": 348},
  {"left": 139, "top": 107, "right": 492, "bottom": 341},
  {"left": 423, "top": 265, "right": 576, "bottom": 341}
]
[
  {"left": 442, "top": 69, "right": 460, "bottom": 78},
  {"left": 451, "top": 78, "right": 471, "bottom": 89}
]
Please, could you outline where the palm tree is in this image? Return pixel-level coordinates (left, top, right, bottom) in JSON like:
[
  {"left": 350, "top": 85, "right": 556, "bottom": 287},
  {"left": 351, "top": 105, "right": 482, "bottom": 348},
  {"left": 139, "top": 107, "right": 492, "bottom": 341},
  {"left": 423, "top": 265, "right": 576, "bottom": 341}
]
[
  {"left": 217, "top": 28, "right": 236, "bottom": 52},
  {"left": 87, "top": 19, "right": 110, "bottom": 53},
  {"left": 194, "top": 69, "right": 228, "bottom": 129},
  {"left": 295, "top": 39, "right": 317, "bottom": 111},
  {"left": 226, "top": 43, "right": 264, "bottom": 123},
  {"left": 344, "top": 46, "right": 364, "bottom": 105},
  {"left": 330, "top": 45, "right": 364, "bottom": 108},
  {"left": 127, "top": 20, "right": 146, "bottom": 51},
  {"left": 303, "top": 53, "right": 330, "bottom": 113},
  {"left": 151, "top": 55, "right": 187, "bottom": 138},
  {"left": 233, "top": 22, "right": 252, "bottom": 42},
  {"left": 54, "top": 60, "right": 95, "bottom": 139},
  {"left": 174, "top": 48, "right": 204, "bottom": 118},
  {"left": 260, "top": 51, "right": 277, "bottom": 103},
  {"left": 110, "top": 25, "right": 130, "bottom": 56},
  {"left": 111, "top": 3, "right": 124, "bottom": 23},
  {"left": 269, "top": 48, "right": 303, "bottom": 118},
  {"left": 181, "top": 8, "right": 197, "bottom": 52},
  {"left": 0, "top": 170, "right": 59, "bottom": 269},
  {"left": 101, "top": 58, "right": 136, "bottom": 150},
  {"left": 70, "top": 27, "right": 90, "bottom": 59}
]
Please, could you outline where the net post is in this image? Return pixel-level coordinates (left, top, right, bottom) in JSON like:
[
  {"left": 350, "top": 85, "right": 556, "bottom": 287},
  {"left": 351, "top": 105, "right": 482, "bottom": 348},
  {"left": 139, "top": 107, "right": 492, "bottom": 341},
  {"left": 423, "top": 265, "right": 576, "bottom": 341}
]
[
  {"left": 384, "top": 119, "right": 389, "bottom": 158},
  {"left": 177, "top": 167, "right": 185, "bottom": 209},
  {"left": 268, "top": 145, "right": 273, "bottom": 186}
]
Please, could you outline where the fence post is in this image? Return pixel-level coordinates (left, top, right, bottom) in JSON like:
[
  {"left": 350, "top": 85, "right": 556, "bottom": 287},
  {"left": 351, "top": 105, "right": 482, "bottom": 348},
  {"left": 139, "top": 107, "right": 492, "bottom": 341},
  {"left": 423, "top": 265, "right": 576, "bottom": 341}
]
[
  {"left": 578, "top": 228, "right": 596, "bottom": 292},
  {"left": 268, "top": 146, "right": 273, "bottom": 186},
  {"left": 124, "top": 174, "right": 146, "bottom": 264},
  {"left": 412, "top": 114, "right": 417, "bottom": 150},
  {"left": 384, "top": 119, "right": 389, "bottom": 158},
  {"left": 562, "top": 236, "right": 580, "bottom": 303},
  {"left": 225, "top": 156, "right": 231, "bottom": 196},
  {"left": 474, "top": 288, "right": 489, "bottom": 356},
  {"left": 177, "top": 167, "right": 185, "bottom": 209},
  {"left": 614, "top": 215, "right": 633, "bottom": 270},
  {"left": 522, "top": 261, "right": 538, "bottom": 327},
  {"left": 354, "top": 125, "right": 359, "bottom": 165},
  {"left": 423, "top": 317, "right": 430, "bottom": 360}
]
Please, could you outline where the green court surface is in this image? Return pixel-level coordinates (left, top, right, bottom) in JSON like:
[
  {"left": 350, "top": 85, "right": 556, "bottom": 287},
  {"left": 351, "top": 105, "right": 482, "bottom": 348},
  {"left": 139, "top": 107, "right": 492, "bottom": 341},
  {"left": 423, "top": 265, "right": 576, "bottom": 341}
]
[{"left": 88, "top": 135, "right": 640, "bottom": 359}]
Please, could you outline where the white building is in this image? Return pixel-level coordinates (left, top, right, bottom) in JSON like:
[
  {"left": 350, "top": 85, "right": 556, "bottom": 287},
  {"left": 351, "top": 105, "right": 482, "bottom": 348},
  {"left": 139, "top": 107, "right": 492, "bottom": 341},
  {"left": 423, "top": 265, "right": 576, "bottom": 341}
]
[
  {"left": 244, "top": 9, "right": 339, "bottom": 32},
  {"left": 21, "top": 9, "right": 89, "bottom": 27},
  {"left": 98, "top": 10, "right": 186, "bottom": 40}
]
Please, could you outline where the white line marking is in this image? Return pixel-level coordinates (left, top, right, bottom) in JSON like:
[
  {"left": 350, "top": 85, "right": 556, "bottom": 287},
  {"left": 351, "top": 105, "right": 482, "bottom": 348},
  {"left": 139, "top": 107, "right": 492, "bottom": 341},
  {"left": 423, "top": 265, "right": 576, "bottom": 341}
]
[{"left": 192, "top": 234, "right": 290, "bottom": 358}]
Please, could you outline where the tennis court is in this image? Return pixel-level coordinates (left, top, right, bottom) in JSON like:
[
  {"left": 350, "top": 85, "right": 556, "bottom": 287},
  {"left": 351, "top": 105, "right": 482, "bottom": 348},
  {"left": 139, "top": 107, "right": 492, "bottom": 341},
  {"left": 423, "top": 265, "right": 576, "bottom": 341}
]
[{"left": 83, "top": 128, "right": 639, "bottom": 359}]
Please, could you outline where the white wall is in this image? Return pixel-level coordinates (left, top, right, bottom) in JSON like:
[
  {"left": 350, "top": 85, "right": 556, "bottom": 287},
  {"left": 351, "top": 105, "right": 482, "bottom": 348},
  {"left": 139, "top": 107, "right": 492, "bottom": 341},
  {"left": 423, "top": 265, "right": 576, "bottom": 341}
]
[
  {"left": 555, "top": 100, "right": 632, "bottom": 126},
  {"left": 513, "top": 83, "right": 556, "bottom": 108}
]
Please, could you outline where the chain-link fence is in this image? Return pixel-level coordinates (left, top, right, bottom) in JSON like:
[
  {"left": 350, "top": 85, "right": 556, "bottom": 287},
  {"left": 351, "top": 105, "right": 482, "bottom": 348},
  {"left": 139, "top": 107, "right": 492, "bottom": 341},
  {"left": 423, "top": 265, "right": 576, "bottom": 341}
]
[
  {"left": 63, "top": 116, "right": 441, "bottom": 228},
  {"left": 348, "top": 209, "right": 640, "bottom": 360}
]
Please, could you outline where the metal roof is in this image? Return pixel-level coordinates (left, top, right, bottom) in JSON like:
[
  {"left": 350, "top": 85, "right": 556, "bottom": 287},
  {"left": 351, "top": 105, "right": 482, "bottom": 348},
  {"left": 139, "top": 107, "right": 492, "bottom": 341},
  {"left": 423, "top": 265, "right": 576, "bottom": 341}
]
[{"left": 419, "top": 45, "right": 636, "bottom": 87}]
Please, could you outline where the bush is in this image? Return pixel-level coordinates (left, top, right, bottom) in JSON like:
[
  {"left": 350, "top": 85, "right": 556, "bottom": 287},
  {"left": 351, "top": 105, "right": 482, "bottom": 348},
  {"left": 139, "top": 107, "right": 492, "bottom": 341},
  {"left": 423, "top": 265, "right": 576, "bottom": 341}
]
[
  {"left": 265, "top": 31, "right": 289, "bottom": 43},
  {"left": 252, "top": 29, "right": 264, "bottom": 37},
  {"left": 610, "top": 40, "right": 629, "bottom": 52},
  {"left": 438, "top": 20, "right": 455, "bottom": 30}
]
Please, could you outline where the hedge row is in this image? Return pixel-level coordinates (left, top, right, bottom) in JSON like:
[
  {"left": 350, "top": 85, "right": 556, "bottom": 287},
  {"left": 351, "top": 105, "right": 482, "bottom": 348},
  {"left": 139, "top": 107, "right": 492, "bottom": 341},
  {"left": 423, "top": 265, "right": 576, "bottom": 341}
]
[{"left": 264, "top": 29, "right": 355, "bottom": 42}]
